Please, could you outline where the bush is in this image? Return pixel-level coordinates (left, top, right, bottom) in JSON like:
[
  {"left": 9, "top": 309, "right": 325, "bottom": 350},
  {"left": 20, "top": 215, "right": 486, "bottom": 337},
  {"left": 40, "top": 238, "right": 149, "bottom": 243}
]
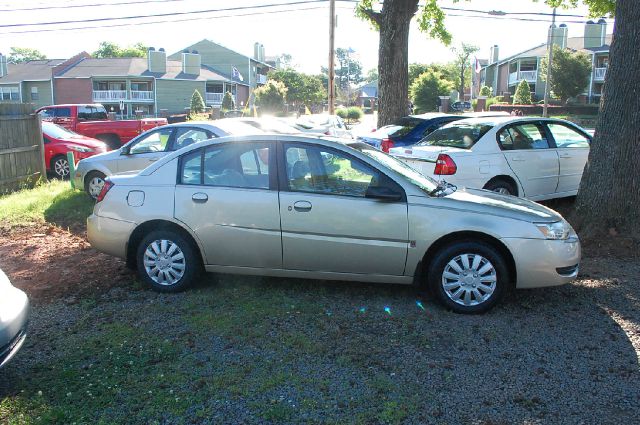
[
  {"left": 254, "top": 80, "right": 287, "bottom": 114},
  {"left": 346, "top": 107, "right": 363, "bottom": 120},
  {"left": 410, "top": 70, "right": 455, "bottom": 113},
  {"left": 479, "top": 85, "right": 493, "bottom": 97},
  {"left": 221, "top": 91, "right": 235, "bottom": 112},
  {"left": 336, "top": 108, "right": 348, "bottom": 119},
  {"left": 513, "top": 80, "right": 532, "bottom": 105},
  {"left": 189, "top": 90, "right": 205, "bottom": 115}
]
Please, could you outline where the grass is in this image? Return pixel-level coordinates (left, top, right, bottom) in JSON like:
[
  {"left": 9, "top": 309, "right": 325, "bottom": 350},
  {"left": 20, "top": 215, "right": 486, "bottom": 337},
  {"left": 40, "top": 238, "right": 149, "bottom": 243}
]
[{"left": 0, "top": 180, "right": 93, "bottom": 229}]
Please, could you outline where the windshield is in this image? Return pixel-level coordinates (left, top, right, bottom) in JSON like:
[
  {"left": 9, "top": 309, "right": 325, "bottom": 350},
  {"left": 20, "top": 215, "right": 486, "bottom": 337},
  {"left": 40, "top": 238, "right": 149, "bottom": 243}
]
[
  {"left": 42, "top": 122, "right": 81, "bottom": 139},
  {"left": 416, "top": 123, "right": 493, "bottom": 149},
  {"left": 349, "top": 142, "right": 439, "bottom": 194}
]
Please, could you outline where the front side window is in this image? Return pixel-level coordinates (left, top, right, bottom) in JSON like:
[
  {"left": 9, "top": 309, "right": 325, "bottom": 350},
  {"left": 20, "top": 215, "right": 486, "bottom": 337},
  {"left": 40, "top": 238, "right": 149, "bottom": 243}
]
[
  {"left": 129, "top": 128, "right": 173, "bottom": 154},
  {"left": 498, "top": 123, "right": 549, "bottom": 150},
  {"left": 547, "top": 123, "right": 590, "bottom": 148},
  {"left": 284, "top": 144, "right": 380, "bottom": 198},
  {"left": 77, "top": 105, "right": 107, "bottom": 121},
  {"left": 179, "top": 143, "right": 272, "bottom": 190},
  {"left": 173, "top": 127, "right": 211, "bottom": 150}
]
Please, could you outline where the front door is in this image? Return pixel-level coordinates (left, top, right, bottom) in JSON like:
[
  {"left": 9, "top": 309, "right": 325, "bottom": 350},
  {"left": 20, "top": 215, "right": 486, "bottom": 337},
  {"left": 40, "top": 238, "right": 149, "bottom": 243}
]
[
  {"left": 498, "top": 122, "right": 559, "bottom": 198},
  {"left": 174, "top": 142, "right": 282, "bottom": 268},
  {"left": 278, "top": 142, "right": 409, "bottom": 276},
  {"left": 117, "top": 127, "right": 175, "bottom": 172},
  {"left": 545, "top": 122, "right": 590, "bottom": 194}
]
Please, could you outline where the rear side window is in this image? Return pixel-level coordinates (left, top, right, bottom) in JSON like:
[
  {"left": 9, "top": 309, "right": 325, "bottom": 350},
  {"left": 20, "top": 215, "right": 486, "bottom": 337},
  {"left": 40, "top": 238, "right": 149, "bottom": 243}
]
[
  {"left": 78, "top": 105, "right": 108, "bottom": 121},
  {"left": 547, "top": 123, "right": 590, "bottom": 148},
  {"left": 498, "top": 123, "right": 549, "bottom": 150},
  {"left": 388, "top": 117, "right": 422, "bottom": 137},
  {"left": 416, "top": 123, "right": 493, "bottom": 149}
]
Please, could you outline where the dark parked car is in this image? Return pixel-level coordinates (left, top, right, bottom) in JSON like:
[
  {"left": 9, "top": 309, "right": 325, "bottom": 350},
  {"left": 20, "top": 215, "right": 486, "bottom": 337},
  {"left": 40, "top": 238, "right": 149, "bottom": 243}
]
[{"left": 358, "top": 112, "right": 508, "bottom": 152}]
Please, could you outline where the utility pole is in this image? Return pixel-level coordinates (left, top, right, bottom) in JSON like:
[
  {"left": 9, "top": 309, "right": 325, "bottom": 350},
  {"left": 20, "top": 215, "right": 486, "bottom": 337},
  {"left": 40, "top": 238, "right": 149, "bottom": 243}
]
[
  {"left": 543, "top": 7, "right": 557, "bottom": 118},
  {"left": 328, "top": 0, "right": 336, "bottom": 114}
]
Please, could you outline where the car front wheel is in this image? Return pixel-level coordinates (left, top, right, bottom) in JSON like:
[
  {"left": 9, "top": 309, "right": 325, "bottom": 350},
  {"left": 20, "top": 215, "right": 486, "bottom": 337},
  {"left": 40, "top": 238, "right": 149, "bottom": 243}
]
[
  {"left": 85, "top": 171, "right": 106, "bottom": 200},
  {"left": 52, "top": 155, "right": 70, "bottom": 179},
  {"left": 428, "top": 241, "right": 508, "bottom": 314},
  {"left": 136, "top": 230, "right": 199, "bottom": 293}
]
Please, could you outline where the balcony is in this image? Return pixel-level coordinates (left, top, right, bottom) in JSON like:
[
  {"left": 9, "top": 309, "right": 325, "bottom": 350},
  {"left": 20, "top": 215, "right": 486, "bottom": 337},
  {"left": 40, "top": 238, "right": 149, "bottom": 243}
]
[
  {"left": 256, "top": 74, "right": 268, "bottom": 84},
  {"left": 92, "top": 90, "right": 127, "bottom": 102},
  {"left": 594, "top": 67, "right": 607, "bottom": 81},
  {"left": 509, "top": 70, "right": 538, "bottom": 85},
  {"left": 130, "top": 90, "right": 154, "bottom": 101},
  {"left": 205, "top": 92, "right": 236, "bottom": 105}
]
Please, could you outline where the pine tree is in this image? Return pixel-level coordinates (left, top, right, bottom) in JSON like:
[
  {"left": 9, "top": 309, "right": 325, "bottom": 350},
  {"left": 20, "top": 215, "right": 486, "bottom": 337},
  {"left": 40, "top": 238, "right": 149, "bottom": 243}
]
[
  {"left": 513, "top": 80, "right": 532, "bottom": 105},
  {"left": 190, "top": 90, "right": 205, "bottom": 114},
  {"left": 221, "top": 91, "right": 235, "bottom": 111}
]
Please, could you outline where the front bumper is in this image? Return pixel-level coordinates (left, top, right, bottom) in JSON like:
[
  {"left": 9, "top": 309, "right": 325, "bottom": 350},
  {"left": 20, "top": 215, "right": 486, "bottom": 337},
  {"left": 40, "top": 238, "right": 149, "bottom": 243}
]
[
  {"left": 87, "top": 214, "right": 136, "bottom": 260},
  {"left": 502, "top": 236, "right": 581, "bottom": 289},
  {"left": 0, "top": 286, "right": 29, "bottom": 368}
]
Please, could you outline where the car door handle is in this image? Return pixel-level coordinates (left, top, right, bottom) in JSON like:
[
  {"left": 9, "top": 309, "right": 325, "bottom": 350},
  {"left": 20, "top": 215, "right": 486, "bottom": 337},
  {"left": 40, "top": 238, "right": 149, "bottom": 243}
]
[
  {"left": 511, "top": 155, "right": 525, "bottom": 162},
  {"left": 293, "top": 200, "right": 312, "bottom": 212},
  {"left": 192, "top": 192, "right": 208, "bottom": 203},
  {"left": 148, "top": 158, "right": 159, "bottom": 162},
  {"left": 558, "top": 153, "right": 571, "bottom": 159}
]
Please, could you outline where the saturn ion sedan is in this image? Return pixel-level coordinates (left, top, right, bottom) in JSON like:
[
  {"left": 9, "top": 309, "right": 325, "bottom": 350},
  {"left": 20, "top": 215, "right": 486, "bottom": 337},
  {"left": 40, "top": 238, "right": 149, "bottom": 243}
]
[
  {"left": 0, "top": 268, "right": 29, "bottom": 368},
  {"left": 87, "top": 134, "right": 581, "bottom": 313}
]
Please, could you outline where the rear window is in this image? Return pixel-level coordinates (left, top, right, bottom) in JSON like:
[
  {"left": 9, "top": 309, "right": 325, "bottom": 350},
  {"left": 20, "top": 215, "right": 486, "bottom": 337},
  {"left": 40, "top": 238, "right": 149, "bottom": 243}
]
[
  {"left": 388, "top": 117, "right": 422, "bottom": 137},
  {"left": 416, "top": 123, "right": 494, "bottom": 149},
  {"left": 78, "top": 105, "right": 108, "bottom": 121}
]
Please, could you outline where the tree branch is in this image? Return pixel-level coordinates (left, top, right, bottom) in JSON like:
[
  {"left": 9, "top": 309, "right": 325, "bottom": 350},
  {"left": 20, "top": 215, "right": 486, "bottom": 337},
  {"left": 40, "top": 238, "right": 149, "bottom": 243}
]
[{"left": 357, "top": 5, "right": 382, "bottom": 26}]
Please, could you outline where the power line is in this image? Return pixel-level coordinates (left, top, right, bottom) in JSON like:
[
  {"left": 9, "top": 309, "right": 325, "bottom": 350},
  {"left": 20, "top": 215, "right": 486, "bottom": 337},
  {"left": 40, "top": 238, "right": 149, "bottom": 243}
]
[
  {"left": 444, "top": 12, "right": 611, "bottom": 25},
  {"left": 0, "top": 0, "right": 188, "bottom": 13}
]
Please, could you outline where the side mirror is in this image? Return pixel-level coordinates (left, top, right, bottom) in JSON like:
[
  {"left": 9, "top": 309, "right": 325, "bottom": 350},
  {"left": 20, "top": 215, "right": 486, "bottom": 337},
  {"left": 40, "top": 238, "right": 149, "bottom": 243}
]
[{"left": 365, "top": 185, "right": 403, "bottom": 202}]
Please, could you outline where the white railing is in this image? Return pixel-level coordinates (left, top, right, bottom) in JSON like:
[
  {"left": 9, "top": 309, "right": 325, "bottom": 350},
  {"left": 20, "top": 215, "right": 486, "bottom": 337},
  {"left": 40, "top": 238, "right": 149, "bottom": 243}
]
[
  {"left": 509, "top": 71, "right": 537, "bottom": 85},
  {"left": 130, "top": 90, "right": 154, "bottom": 100},
  {"left": 256, "top": 74, "right": 268, "bottom": 84},
  {"left": 594, "top": 67, "right": 607, "bottom": 80},
  {"left": 92, "top": 90, "right": 127, "bottom": 101},
  {"left": 205, "top": 93, "right": 224, "bottom": 104}
]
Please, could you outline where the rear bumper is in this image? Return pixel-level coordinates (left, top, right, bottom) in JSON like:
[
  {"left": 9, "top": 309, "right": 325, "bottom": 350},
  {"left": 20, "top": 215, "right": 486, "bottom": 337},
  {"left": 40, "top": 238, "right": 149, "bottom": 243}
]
[
  {"left": 502, "top": 237, "right": 581, "bottom": 289},
  {"left": 0, "top": 287, "right": 29, "bottom": 369},
  {"left": 87, "top": 214, "right": 136, "bottom": 259}
]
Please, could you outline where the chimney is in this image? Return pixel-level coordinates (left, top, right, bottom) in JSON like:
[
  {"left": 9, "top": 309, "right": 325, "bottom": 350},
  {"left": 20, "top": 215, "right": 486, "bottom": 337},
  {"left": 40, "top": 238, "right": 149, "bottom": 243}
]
[
  {"left": 260, "top": 44, "right": 265, "bottom": 62},
  {"left": 182, "top": 50, "right": 201, "bottom": 75},
  {"left": 254, "top": 42, "right": 260, "bottom": 61},
  {"left": 550, "top": 24, "right": 568, "bottom": 49},
  {"left": 584, "top": 19, "right": 607, "bottom": 48},
  {"left": 0, "top": 53, "right": 7, "bottom": 78},
  {"left": 147, "top": 47, "right": 167, "bottom": 73},
  {"left": 489, "top": 45, "right": 499, "bottom": 64}
]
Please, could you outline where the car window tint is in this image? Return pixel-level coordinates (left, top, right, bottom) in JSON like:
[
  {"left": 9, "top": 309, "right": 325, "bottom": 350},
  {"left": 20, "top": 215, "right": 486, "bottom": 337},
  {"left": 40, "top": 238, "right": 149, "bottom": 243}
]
[
  {"left": 547, "top": 123, "right": 590, "bottom": 148},
  {"left": 77, "top": 106, "right": 107, "bottom": 121},
  {"left": 55, "top": 108, "right": 71, "bottom": 118},
  {"left": 180, "top": 149, "right": 202, "bottom": 185},
  {"left": 388, "top": 117, "right": 422, "bottom": 137},
  {"left": 284, "top": 145, "right": 378, "bottom": 197},
  {"left": 417, "top": 123, "right": 493, "bottom": 149},
  {"left": 202, "top": 143, "right": 270, "bottom": 189},
  {"left": 129, "top": 128, "right": 173, "bottom": 154},
  {"left": 173, "top": 127, "right": 211, "bottom": 150},
  {"left": 501, "top": 123, "right": 549, "bottom": 150}
]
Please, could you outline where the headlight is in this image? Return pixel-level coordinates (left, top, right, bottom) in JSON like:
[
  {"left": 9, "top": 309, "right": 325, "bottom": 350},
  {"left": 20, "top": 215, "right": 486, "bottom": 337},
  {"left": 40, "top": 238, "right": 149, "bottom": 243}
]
[
  {"left": 68, "top": 145, "right": 94, "bottom": 153},
  {"left": 535, "top": 221, "right": 573, "bottom": 240}
]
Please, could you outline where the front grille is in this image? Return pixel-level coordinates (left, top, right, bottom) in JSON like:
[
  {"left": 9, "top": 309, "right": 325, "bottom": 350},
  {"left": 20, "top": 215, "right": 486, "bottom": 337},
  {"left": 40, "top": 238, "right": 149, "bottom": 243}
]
[{"left": 556, "top": 264, "right": 579, "bottom": 276}]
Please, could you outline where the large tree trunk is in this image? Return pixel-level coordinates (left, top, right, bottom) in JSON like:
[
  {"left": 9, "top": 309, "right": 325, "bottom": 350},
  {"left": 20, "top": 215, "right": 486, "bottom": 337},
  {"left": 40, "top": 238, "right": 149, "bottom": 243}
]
[
  {"left": 574, "top": 0, "right": 640, "bottom": 238},
  {"left": 376, "top": 0, "right": 419, "bottom": 127}
]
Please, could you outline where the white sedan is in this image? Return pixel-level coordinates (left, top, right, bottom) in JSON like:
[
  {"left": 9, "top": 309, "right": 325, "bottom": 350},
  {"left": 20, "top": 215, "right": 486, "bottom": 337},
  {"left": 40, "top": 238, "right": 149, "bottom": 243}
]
[
  {"left": 389, "top": 117, "right": 591, "bottom": 201},
  {"left": 294, "top": 114, "right": 353, "bottom": 139}
]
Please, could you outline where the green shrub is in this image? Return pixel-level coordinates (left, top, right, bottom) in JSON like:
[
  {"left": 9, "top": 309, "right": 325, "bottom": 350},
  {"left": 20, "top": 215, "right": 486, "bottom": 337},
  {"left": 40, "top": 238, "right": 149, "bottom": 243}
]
[
  {"left": 336, "top": 108, "right": 348, "bottom": 119},
  {"left": 189, "top": 90, "right": 205, "bottom": 115},
  {"left": 221, "top": 91, "right": 235, "bottom": 112},
  {"left": 254, "top": 80, "right": 287, "bottom": 114},
  {"left": 513, "top": 80, "right": 532, "bottom": 105},
  {"left": 410, "top": 70, "right": 455, "bottom": 113},
  {"left": 479, "top": 85, "right": 493, "bottom": 97},
  {"left": 346, "top": 106, "right": 363, "bottom": 120}
]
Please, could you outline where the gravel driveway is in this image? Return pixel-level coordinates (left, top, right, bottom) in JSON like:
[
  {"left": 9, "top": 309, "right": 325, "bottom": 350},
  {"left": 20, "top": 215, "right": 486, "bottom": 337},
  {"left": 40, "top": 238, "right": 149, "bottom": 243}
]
[{"left": 1, "top": 234, "right": 638, "bottom": 424}]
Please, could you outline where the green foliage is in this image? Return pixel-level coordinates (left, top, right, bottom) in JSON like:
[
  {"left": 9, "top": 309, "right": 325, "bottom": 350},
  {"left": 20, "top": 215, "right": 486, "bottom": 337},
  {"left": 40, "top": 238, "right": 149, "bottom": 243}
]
[
  {"left": 254, "top": 80, "right": 287, "bottom": 114},
  {"left": 8, "top": 47, "right": 46, "bottom": 63},
  {"left": 410, "top": 70, "right": 455, "bottom": 113},
  {"left": 364, "top": 68, "right": 378, "bottom": 83},
  {"left": 336, "top": 107, "right": 363, "bottom": 122},
  {"left": 409, "top": 62, "right": 458, "bottom": 89},
  {"left": 268, "top": 68, "right": 325, "bottom": 106},
  {"left": 451, "top": 43, "right": 479, "bottom": 98},
  {"left": 93, "top": 41, "right": 147, "bottom": 58},
  {"left": 479, "top": 85, "right": 493, "bottom": 97},
  {"left": 543, "top": 0, "right": 615, "bottom": 17},
  {"left": 189, "top": 90, "right": 205, "bottom": 115},
  {"left": 221, "top": 91, "right": 235, "bottom": 111},
  {"left": 336, "top": 108, "right": 348, "bottom": 119},
  {"left": 513, "top": 80, "right": 533, "bottom": 105},
  {"left": 539, "top": 45, "right": 592, "bottom": 103}
]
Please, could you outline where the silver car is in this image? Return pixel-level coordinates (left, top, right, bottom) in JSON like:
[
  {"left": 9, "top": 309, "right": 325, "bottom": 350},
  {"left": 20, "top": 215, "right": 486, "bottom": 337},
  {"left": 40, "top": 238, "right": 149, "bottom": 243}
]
[
  {"left": 87, "top": 135, "right": 581, "bottom": 314},
  {"left": 0, "top": 268, "right": 29, "bottom": 368},
  {"left": 73, "top": 120, "right": 264, "bottom": 199}
]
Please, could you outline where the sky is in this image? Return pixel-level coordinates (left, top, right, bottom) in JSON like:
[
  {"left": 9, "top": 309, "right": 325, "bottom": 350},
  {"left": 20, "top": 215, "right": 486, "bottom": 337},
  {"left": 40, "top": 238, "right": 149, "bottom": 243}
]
[{"left": 0, "top": 0, "right": 613, "bottom": 75}]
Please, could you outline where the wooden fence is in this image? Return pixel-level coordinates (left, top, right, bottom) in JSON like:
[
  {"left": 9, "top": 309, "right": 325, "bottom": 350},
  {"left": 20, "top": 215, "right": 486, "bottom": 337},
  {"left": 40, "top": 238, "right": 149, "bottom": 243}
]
[{"left": 0, "top": 103, "right": 46, "bottom": 194}]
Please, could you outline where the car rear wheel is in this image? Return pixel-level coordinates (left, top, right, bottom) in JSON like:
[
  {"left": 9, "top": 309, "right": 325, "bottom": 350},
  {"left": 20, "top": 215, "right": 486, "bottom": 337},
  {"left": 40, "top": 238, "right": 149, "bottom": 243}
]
[
  {"left": 51, "top": 155, "right": 70, "bottom": 179},
  {"left": 484, "top": 179, "right": 517, "bottom": 196},
  {"left": 136, "top": 230, "right": 198, "bottom": 293},
  {"left": 428, "top": 241, "right": 508, "bottom": 314},
  {"left": 85, "top": 171, "right": 106, "bottom": 200}
]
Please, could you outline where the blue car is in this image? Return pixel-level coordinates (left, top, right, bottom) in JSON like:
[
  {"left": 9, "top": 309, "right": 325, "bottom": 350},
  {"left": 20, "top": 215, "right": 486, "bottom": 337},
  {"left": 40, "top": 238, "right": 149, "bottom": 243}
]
[{"left": 358, "top": 112, "right": 508, "bottom": 152}]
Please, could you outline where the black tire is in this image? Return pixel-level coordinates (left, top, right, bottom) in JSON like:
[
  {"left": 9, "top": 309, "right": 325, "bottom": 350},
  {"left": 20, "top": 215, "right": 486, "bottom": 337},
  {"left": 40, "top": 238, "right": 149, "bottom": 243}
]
[
  {"left": 96, "top": 134, "right": 121, "bottom": 151},
  {"left": 484, "top": 179, "right": 517, "bottom": 196},
  {"left": 51, "top": 155, "right": 70, "bottom": 179},
  {"left": 84, "top": 171, "right": 107, "bottom": 200},
  {"left": 136, "top": 230, "right": 199, "bottom": 293},
  {"left": 428, "top": 241, "right": 508, "bottom": 314}
]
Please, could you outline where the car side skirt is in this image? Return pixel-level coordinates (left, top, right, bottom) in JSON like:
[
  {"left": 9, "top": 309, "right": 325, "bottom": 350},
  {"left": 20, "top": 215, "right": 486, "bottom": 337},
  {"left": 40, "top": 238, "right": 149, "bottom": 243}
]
[{"left": 203, "top": 265, "right": 414, "bottom": 285}]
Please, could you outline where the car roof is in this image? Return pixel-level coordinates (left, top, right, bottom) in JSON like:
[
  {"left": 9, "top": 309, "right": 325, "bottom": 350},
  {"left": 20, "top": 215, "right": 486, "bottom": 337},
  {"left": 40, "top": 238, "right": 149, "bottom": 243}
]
[{"left": 437, "top": 116, "right": 582, "bottom": 127}]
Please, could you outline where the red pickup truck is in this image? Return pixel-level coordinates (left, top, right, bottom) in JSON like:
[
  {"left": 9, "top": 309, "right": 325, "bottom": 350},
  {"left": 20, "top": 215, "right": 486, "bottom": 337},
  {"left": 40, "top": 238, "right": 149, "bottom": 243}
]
[{"left": 36, "top": 104, "right": 168, "bottom": 149}]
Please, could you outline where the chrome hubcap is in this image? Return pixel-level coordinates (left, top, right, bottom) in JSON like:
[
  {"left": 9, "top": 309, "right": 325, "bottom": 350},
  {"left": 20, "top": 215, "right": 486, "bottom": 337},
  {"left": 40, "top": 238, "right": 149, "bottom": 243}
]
[
  {"left": 88, "top": 177, "right": 105, "bottom": 198},
  {"left": 54, "top": 159, "right": 70, "bottom": 177},
  {"left": 143, "top": 239, "right": 186, "bottom": 286},
  {"left": 442, "top": 253, "right": 497, "bottom": 307}
]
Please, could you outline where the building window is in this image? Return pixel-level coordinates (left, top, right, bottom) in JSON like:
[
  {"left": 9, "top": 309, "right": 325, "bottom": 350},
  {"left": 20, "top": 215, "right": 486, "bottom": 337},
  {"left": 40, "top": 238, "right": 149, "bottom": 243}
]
[
  {"left": 31, "top": 86, "right": 39, "bottom": 100},
  {"left": 0, "top": 86, "right": 20, "bottom": 101}
]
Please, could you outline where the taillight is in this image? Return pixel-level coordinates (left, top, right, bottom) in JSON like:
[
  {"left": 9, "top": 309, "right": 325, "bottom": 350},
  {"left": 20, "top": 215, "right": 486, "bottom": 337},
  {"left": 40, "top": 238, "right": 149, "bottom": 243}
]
[
  {"left": 434, "top": 154, "right": 457, "bottom": 175},
  {"left": 381, "top": 138, "right": 394, "bottom": 153},
  {"left": 96, "top": 180, "right": 114, "bottom": 203}
]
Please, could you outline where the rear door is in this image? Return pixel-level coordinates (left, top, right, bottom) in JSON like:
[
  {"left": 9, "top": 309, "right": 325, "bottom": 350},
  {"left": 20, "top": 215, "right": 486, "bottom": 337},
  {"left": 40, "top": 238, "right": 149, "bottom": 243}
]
[
  {"left": 497, "top": 122, "right": 559, "bottom": 198},
  {"left": 545, "top": 122, "right": 590, "bottom": 194},
  {"left": 278, "top": 142, "right": 409, "bottom": 276},
  {"left": 174, "top": 142, "right": 282, "bottom": 268}
]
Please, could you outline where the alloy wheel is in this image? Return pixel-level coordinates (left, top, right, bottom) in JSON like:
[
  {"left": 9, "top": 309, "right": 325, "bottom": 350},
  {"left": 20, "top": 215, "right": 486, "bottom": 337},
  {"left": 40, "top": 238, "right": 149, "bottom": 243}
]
[
  {"left": 441, "top": 253, "right": 497, "bottom": 307},
  {"left": 143, "top": 239, "right": 186, "bottom": 286},
  {"left": 54, "top": 158, "right": 70, "bottom": 178},
  {"left": 88, "top": 176, "right": 105, "bottom": 198}
]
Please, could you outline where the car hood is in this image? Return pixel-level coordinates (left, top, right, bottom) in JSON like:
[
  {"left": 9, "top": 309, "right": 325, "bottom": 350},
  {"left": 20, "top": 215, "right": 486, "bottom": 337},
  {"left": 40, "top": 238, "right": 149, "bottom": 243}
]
[
  {"left": 390, "top": 144, "right": 468, "bottom": 159},
  {"left": 58, "top": 136, "right": 107, "bottom": 150},
  {"left": 78, "top": 148, "right": 121, "bottom": 163},
  {"left": 434, "top": 187, "right": 562, "bottom": 223}
]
